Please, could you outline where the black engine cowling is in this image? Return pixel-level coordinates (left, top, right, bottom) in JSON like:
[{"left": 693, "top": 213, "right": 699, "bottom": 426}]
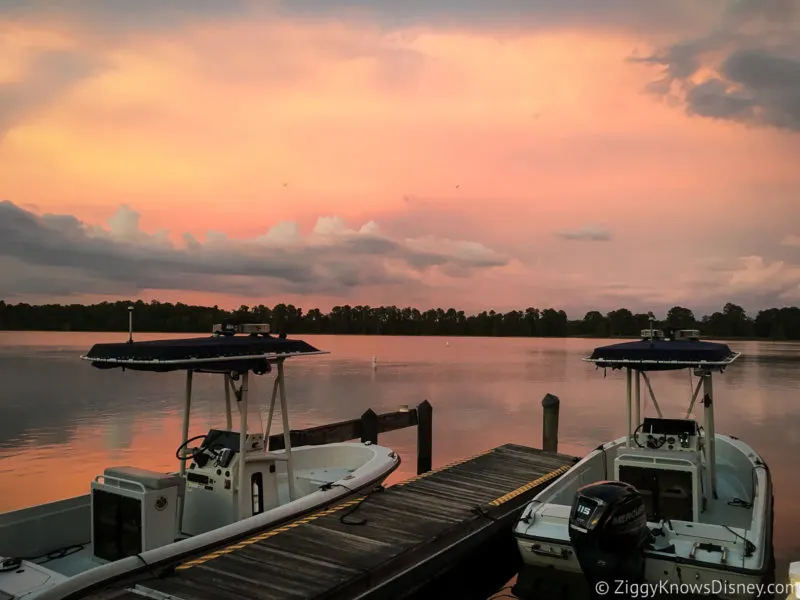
[{"left": 569, "top": 480, "right": 649, "bottom": 595}]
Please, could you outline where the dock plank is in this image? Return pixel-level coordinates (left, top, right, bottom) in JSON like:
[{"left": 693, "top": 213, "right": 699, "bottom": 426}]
[
  {"left": 312, "top": 505, "right": 439, "bottom": 541},
  {"left": 79, "top": 444, "right": 577, "bottom": 600},
  {"left": 256, "top": 523, "right": 401, "bottom": 570}
]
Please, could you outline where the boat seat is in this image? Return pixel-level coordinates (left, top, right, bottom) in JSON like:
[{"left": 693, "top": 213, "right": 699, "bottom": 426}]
[{"left": 104, "top": 466, "right": 185, "bottom": 493}]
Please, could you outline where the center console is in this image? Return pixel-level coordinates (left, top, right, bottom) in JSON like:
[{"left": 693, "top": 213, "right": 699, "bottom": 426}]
[
  {"left": 181, "top": 428, "right": 279, "bottom": 536},
  {"left": 635, "top": 417, "right": 701, "bottom": 452}
]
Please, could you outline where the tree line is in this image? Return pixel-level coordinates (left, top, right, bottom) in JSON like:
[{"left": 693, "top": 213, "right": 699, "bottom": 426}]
[{"left": 1, "top": 299, "right": 798, "bottom": 340}]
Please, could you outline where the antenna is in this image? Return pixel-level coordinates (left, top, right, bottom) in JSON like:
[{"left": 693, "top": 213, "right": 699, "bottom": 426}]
[
  {"left": 647, "top": 313, "right": 656, "bottom": 346},
  {"left": 127, "top": 305, "right": 134, "bottom": 344}
]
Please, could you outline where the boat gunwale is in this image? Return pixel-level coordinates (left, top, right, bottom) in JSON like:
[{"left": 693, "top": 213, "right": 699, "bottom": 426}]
[
  {"left": 11, "top": 445, "right": 400, "bottom": 600},
  {"left": 514, "top": 435, "right": 774, "bottom": 578}
]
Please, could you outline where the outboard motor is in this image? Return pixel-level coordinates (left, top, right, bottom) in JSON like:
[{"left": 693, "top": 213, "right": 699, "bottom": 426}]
[{"left": 569, "top": 481, "right": 649, "bottom": 596}]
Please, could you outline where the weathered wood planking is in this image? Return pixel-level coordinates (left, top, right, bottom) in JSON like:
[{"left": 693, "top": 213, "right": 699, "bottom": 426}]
[{"left": 83, "top": 444, "right": 578, "bottom": 600}]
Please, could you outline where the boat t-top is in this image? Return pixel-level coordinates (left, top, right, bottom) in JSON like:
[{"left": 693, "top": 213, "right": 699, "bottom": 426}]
[
  {"left": 513, "top": 328, "right": 773, "bottom": 599},
  {"left": 0, "top": 322, "right": 400, "bottom": 600}
]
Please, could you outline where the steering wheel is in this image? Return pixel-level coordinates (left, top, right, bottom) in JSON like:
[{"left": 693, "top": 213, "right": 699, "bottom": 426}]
[
  {"left": 176, "top": 434, "right": 209, "bottom": 461},
  {"left": 633, "top": 423, "right": 667, "bottom": 449},
  {"left": 650, "top": 432, "right": 668, "bottom": 449}
]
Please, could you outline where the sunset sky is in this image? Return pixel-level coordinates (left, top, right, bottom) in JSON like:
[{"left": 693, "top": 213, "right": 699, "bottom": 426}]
[{"left": 1, "top": 0, "right": 798, "bottom": 318}]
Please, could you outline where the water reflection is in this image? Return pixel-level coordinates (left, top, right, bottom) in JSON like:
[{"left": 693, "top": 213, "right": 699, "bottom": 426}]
[
  {"left": 105, "top": 417, "right": 134, "bottom": 451},
  {"left": 0, "top": 331, "right": 798, "bottom": 573}
]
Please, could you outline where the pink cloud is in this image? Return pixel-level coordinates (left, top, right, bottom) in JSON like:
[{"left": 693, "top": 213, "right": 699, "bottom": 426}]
[{"left": 0, "top": 4, "right": 797, "bottom": 315}]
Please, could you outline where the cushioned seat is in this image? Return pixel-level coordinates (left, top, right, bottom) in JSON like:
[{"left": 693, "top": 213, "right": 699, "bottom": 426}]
[{"left": 104, "top": 466, "right": 184, "bottom": 492}]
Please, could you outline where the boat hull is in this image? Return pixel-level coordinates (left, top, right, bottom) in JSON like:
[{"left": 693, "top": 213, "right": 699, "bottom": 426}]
[
  {"left": 515, "top": 541, "right": 774, "bottom": 600},
  {"left": 513, "top": 434, "right": 774, "bottom": 600},
  {"left": 0, "top": 442, "right": 400, "bottom": 600}
]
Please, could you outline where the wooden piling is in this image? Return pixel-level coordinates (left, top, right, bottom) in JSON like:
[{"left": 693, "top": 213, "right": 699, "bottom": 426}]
[
  {"left": 416, "top": 399, "right": 433, "bottom": 474},
  {"left": 542, "top": 393, "right": 560, "bottom": 453},
  {"left": 360, "top": 408, "right": 379, "bottom": 444}
]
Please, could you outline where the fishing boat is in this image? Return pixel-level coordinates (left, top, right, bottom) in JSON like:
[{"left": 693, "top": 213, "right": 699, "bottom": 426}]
[
  {"left": 0, "top": 322, "right": 400, "bottom": 600},
  {"left": 513, "top": 328, "right": 774, "bottom": 599}
]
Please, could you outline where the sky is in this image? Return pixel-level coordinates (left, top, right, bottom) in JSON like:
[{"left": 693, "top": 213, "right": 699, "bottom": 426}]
[{"left": 0, "top": 0, "right": 799, "bottom": 319}]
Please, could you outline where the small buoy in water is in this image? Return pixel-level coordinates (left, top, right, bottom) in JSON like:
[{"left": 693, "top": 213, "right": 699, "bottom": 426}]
[
  {"left": 445, "top": 341, "right": 450, "bottom": 347},
  {"left": 371, "top": 355, "right": 377, "bottom": 369}
]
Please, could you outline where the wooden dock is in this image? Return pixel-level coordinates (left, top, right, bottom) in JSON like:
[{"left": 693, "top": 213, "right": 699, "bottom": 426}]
[{"left": 84, "top": 444, "right": 577, "bottom": 600}]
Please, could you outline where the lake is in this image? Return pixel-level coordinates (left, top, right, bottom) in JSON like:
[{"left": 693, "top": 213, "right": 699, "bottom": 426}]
[{"left": 0, "top": 331, "right": 798, "bottom": 587}]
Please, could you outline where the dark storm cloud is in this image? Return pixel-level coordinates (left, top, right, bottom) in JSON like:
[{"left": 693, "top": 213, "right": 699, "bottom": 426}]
[
  {"left": 715, "top": 49, "right": 800, "bottom": 130},
  {"left": 637, "top": 47, "right": 800, "bottom": 132},
  {"left": 630, "top": 0, "right": 800, "bottom": 132},
  {"left": 0, "top": 201, "right": 509, "bottom": 299}
]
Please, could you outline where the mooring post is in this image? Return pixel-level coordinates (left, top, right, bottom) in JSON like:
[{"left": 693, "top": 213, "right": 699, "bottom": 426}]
[
  {"left": 542, "top": 393, "right": 560, "bottom": 453},
  {"left": 417, "top": 399, "right": 433, "bottom": 474},
  {"left": 360, "top": 408, "right": 379, "bottom": 444}
]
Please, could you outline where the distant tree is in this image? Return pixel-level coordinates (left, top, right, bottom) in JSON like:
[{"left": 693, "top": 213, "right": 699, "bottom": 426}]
[
  {"left": 582, "top": 311, "right": 608, "bottom": 337},
  {"left": 722, "top": 302, "right": 754, "bottom": 337},
  {"left": 606, "top": 308, "right": 636, "bottom": 337},
  {"left": 523, "top": 307, "right": 540, "bottom": 336},
  {"left": 0, "top": 299, "right": 797, "bottom": 340},
  {"left": 666, "top": 306, "right": 696, "bottom": 329},
  {"left": 539, "top": 308, "right": 568, "bottom": 337}
]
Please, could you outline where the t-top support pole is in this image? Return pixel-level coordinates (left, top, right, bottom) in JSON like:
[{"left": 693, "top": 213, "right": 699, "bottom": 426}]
[
  {"left": 238, "top": 370, "right": 250, "bottom": 519},
  {"left": 625, "top": 367, "right": 632, "bottom": 447},
  {"left": 263, "top": 376, "right": 280, "bottom": 443},
  {"left": 634, "top": 369, "right": 641, "bottom": 432},
  {"left": 703, "top": 372, "right": 717, "bottom": 499},
  {"left": 177, "top": 369, "right": 193, "bottom": 533},
  {"left": 179, "top": 370, "right": 193, "bottom": 476},
  {"left": 223, "top": 373, "right": 233, "bottom": 430},
  {"left": 277, "top": 360, "right": 297, "bottom": 501}
]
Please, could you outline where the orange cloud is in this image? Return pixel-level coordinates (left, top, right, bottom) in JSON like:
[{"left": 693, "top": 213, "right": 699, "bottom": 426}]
[{"left": 0, "top": 4, "right": 798, "bottom": 315}]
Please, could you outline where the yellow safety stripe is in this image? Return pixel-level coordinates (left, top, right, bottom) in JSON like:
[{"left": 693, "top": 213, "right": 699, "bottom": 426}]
[
  {"left": 175, "top": 494, "right": 367, "bottom": 569},
  {"left": 391, "top": 447, "right": 496, "bottom": 487},
  {"left": 487, "top": 464, "right": 571, "bottom": 506},
  {"left": 176, "top": 448, "right": 569, "bottom": 571},
  {"left": 176, "top": 448, "right": 497, "bottom": 570}
]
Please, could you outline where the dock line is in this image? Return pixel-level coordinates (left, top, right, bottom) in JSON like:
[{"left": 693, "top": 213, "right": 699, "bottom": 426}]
[{"left": 174, "top": 446, "right": 500, "bottom": 571}]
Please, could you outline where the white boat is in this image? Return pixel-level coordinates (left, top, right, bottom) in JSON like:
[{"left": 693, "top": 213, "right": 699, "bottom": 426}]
[
  {"left": 788, "top": 562, "right": 799, "bottom": 600},
  {"left": 513, "top": 328, "right": 774, "bottom": 599},
  {"left": 0, "top": 322, "right": 400, "bottom": 600}
]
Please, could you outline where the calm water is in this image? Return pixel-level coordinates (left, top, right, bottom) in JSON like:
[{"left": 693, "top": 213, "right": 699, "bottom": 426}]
[{"left": 0, "top": 332, "right": 798, "bottom": 583}]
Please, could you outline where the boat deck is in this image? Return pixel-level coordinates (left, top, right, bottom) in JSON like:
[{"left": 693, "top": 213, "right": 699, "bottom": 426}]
[{"left": 80, "top": 444, "right": 578, "bottom": 600}]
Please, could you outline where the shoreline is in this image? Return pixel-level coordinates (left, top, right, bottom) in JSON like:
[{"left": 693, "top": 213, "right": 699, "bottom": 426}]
[{"left": 0, "top": 329, "right": 793, "bottom": 342}]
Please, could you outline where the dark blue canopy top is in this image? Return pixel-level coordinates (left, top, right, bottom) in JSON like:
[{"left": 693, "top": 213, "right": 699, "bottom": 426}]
[
  {"left": 584, "top": 339, "right": 740, "bottom": 371},
  {"left": 82, "top": 334, "right": 324, "bottom": 373}
]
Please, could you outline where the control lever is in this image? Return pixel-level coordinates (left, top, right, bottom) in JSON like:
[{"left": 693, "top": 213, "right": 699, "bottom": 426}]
[
  {"left": 216, "top": 447, "right": 234, "bottom": 468},
  {"left": 193, "top": 449, "right": 211, "bottom": 468}
]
